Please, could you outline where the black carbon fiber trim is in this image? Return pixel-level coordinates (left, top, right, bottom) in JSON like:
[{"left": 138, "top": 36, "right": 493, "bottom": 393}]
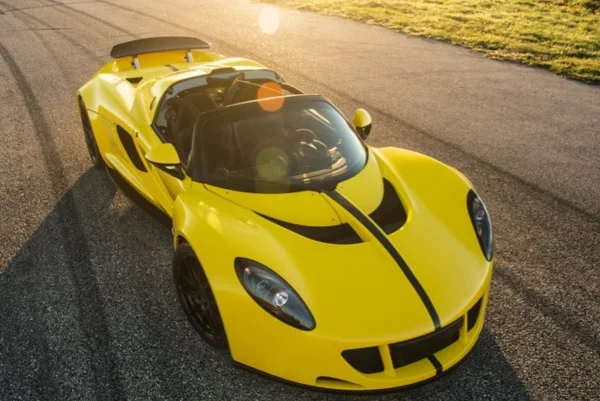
[{"left": 110, "top": 36, "right": 209, "bottom": 58}]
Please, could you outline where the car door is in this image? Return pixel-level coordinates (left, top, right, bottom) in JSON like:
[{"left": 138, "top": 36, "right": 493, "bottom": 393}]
[
  {"left": 98, "top": 113, "right": 160, "bottom": 205},
  {"left": 135, "top": 124, "right": 192, "bottom": 217},
  {"left": 149, "top": 161, "right": 191, "bottom": 216},
  {"left": 111, "top": 122, "right": 165, "bottom": 203}
]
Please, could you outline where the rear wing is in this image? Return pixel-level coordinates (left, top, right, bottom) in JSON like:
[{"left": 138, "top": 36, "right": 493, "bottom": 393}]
[{"left": 110, "top": 36, "right": 211, "bottom": 69}]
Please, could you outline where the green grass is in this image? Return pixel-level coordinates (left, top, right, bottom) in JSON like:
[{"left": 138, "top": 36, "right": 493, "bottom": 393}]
[{"left": 261, "top": 0, "right": 600, "bottom": 83}]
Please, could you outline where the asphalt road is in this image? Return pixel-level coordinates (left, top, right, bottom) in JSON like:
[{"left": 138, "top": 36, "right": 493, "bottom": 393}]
[{"left": 0, "top": 1, "right": 599, "bottom": 400}]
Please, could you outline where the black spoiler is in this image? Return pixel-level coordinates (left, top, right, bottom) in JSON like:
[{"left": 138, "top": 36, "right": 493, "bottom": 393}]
[{"left": 110, "top": 36, "right": 210, "bottom": 59}]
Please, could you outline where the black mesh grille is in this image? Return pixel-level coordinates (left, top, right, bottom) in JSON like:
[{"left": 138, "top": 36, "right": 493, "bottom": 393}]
[
  {"left": 342, "top": 318, "right": 464, "bottom": 374},
  {"left": 341, "top": 347, "right": 384, "bottom": 374},
  {"left": 389, "top": 317, "right": 463, "bottom": 369},
  {"left": 467, "top": 298, "right": 483, "bottom": 331}
]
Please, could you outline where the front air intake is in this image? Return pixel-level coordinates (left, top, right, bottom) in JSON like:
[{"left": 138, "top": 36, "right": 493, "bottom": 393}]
[
  {"left": 389, "top": 317, "right": 463, "bottom": 368},
  {"left": 341, "top": 317, "right": 464, "bottom": 374},
  {"left": 467, "top": 297, "right": 483, "bottom": 331},
  {"left": 341, "top": 347, "right": 384, "bottom": 374},
  {"left": 315, "top": 376, "right": 362, "bottom": 390}
]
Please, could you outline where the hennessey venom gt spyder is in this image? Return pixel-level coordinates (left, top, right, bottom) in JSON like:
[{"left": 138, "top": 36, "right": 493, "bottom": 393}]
[{"left": 77, "top": 36, "right": 493, "bottom": 391}]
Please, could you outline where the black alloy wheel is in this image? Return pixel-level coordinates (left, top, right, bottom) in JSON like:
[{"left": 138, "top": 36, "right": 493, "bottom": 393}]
[{"left": 173, "top": 243, "right": 228, "bottom": 349}]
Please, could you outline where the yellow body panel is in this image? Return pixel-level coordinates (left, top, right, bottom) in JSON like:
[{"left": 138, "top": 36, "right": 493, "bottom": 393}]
[
  {"left": 78, "top": 49, "right": 270, "bottom": 217},
  {"left": 78, "top": 45, "right": 493, "bottom": 391},
  {"left": 168, "top": 148, "right": 492, "bottom": 390}
]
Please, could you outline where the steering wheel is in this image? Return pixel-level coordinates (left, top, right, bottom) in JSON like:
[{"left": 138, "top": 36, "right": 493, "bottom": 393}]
[
  {"left": 290, "top": 128, "right": 316, "bottom": 143},
  {"left": 290, "top": 129, "right": 331, "bottom": 170}
]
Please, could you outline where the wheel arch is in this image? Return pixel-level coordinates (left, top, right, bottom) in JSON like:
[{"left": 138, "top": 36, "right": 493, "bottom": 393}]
[{"left": 174, "top": 234, "right": 188, "bottom": 249}]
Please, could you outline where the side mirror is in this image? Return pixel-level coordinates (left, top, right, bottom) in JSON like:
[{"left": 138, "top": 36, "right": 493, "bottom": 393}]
[
  {"left": 353, "top": 108, "right": 372, "bottom": 140},
  {"left": 145, "top": 143, "right": 185, "bottom": 180}
]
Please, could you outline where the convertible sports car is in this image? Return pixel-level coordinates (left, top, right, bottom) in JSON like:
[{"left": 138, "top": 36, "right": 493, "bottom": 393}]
[{"left": 77, "top": 36, "right": 493, "bottom": 391}]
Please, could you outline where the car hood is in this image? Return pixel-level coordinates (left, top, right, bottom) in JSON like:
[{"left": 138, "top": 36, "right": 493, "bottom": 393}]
[{"left": 204, "top": 149, "right": 490, "bottom": 340}]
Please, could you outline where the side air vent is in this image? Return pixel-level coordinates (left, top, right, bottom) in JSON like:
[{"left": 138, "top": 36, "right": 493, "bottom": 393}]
[
  {"left": 126, "top": 77, "right": 143, "bottom": 85},
  {"left": 116, "top": 125, "right": 147, "bottom": 172},
  {"left": 369, "top": 179, "right": 407, "bottom": 234},
  {"left": 467, "top": 297, "right": 483, "bottom": 331},
  {"left": 258, "top": 214, "right": 362, "bottom": 244},
  {"left": 315, "top": 376, "right": 362, "bottom": 389},
  {"left": 341, "top": 347, "right": 384, "bottom": 374}
]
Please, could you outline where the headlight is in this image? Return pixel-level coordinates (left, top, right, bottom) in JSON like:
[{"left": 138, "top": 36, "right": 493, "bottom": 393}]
[
  {"left": 234, "top": 258, "right": 316, "bottom": 330},
  {"left": 467, "top": 190, "right": 493, "bottom": 261}
]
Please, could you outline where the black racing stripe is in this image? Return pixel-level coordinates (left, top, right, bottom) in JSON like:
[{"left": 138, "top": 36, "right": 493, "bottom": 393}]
[
  {"left": 327, "top": 190, "right": 441, "bottom": 330},
  {"left": 427, "top": 356, "right": 443, "bottom": 375}
]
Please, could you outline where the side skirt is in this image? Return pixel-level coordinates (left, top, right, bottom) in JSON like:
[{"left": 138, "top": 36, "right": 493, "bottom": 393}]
[{"left": 105, "top": 166, "right": 171, "bottom": 228}]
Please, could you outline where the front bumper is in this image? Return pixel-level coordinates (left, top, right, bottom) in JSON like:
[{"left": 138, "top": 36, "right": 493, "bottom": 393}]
[{"left": 221, "top": 264, "right": 492, "bottom": 391}]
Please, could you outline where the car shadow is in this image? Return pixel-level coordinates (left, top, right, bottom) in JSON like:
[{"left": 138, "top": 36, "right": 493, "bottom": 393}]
[{"left": 0, "top": 168, "right": 530, "bottom": 401}]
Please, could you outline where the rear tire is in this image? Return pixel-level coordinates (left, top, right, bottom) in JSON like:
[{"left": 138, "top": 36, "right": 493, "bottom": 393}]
[
  {"left": 78, "top": 97, "right": 104, "bottom": 169},
  {"left": 173, "top": 243, "right": 229, "bottom": 349}
]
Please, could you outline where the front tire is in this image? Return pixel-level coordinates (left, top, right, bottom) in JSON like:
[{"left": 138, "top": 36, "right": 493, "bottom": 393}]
[
  {"left": 173, "top": 243, "right": 228, "bottom": 349},
  {"left": 78, "top": 97, "right": 104, "bottom": 169}
]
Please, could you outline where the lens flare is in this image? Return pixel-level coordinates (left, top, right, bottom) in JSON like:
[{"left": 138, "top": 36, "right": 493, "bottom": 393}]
[
  {"left": 255, "top": 147, "right": 289, "bottom": 181},
  {"left": 258, "top": 6, "right": 280, "bottom": 34},
  {"left": 257, "top": 81, "right": 284, "bottom": 112}
]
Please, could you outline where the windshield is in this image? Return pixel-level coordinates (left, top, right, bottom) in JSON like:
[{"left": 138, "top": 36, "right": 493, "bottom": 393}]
[{"left": 193, "top": 98, "right": 367, "bottom": 193}]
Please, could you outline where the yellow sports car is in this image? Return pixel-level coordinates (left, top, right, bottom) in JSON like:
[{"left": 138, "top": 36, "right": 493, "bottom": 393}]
[{"left": 77, "top": 36, "right": 493, "bottom": 391}]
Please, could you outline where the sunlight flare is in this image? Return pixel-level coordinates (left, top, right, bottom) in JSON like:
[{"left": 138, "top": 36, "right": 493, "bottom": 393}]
[
  {"left": 258, "top": 6, "right": 280, "bottom": 34},
  {"left": 257, "top": 81, "right": 285, "bottom": 112}
]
